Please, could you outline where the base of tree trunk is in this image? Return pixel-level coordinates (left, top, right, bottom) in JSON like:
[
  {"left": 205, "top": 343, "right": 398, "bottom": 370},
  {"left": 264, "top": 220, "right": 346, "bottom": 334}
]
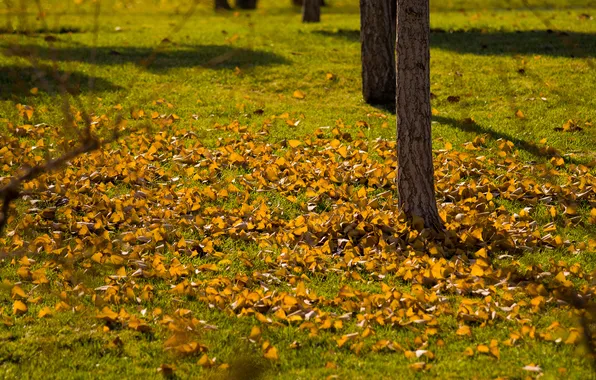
[
  {"left": 215, "top": 0, "right": 232, "bottom": 10},
  {"left": 236, "top": 0, "right": 258, "bottom": 9},
  {"left": 302, "top": 0, "right": 321, "bottom": 22}
]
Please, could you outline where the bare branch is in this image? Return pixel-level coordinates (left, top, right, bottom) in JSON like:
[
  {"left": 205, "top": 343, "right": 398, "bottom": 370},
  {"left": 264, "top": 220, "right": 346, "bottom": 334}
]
[
  {"left": 0, "top": 130, "right": 120, "bottom": 236},
  {"left": 0, "top": 0, "right": 200, "bottom": 238}
]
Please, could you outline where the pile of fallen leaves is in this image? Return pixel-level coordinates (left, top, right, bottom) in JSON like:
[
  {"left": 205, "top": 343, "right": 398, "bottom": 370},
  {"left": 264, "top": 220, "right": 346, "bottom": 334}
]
[{"left": 1, "top": 109, "right": 595, "bottom": 372}]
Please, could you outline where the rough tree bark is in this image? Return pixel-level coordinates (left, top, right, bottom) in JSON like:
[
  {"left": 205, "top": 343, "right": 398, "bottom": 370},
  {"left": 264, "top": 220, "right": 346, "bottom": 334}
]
[
  {"left": 360, "top": 0, "right": 397, "bottom": 105},
  {"left": 215, "top": 0, "right": 232, "bottom": 10},
  {"left": 396, "top": 0, "right": 443, "bottom": 230},
  {"left": 302, "top": 0, "right": 321, "bottom": 22},
  {"left": 236, "top": 0, "right": 258, "bottom": 9}
]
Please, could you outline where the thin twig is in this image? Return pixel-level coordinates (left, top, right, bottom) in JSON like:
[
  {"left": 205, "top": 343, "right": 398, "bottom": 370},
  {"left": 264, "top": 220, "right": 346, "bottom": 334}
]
[
  {"left": 0, "top": 0, "right": 201, "bottom": 239},
  {"left": 0, "top": 130, "right": 120, "bottom": 235}
]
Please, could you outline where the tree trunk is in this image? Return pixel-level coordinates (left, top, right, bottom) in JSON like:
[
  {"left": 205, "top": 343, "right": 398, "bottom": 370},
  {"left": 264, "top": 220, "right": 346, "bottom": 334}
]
[
  {"left": 360, "top": 0, "right": 396, "bottom": 105},
  {"left": 215, "top": 0, "right": 232, "bottom": 10},
  {"left": 302, "top": 0, "right": 321, "bottom": 22},
  {"left": 396, "top": 0, "right": 443, "bottom": 231},
  {"left": 236, "top": 0, "right": 258, "bottom": 9}
]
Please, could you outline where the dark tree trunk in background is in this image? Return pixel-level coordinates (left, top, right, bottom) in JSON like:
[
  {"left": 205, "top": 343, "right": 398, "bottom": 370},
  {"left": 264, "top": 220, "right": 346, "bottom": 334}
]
[
  {"left": 360, "top": 0, "right": 396, "bottom": 105},
  {"left": 302, "top": 0, "right": 321, "bottom": 22},
  {"left": 396, "top": 0, "right": 443, "bottom": 231},
  {"left": 236, "top": 0, "right": 258, "bottom": 9},
  {"left": 215, "top": 0, "right": 232, "bottom": 10}
]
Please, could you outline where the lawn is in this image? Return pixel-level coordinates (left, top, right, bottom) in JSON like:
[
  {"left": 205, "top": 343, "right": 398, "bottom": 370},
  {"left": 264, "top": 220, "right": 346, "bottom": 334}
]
[{"left": 0, "top": 0, "right": 595, "bottom": 379}]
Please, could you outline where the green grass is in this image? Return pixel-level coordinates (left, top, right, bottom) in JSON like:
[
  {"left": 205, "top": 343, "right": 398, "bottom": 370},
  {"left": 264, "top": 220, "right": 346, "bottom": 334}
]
[{"left": 1, "top": 0, "right": 596, "bottom": 379}]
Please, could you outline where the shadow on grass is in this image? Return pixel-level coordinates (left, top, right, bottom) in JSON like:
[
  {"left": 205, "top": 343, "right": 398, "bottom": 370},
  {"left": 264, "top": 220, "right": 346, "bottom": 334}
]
[
  {"left": 431, "top": 28, "right": 596, "bottom": 58},
  {"left": 363, "top": 105, "right": 558, "bottom": 160},
  {"left": 0, "top": 65, "right": 122, "bottom": 101},
  {"left": 312, "top": 29, "right": 360, "bottom": 42},
  {"left": 2, "top": 44, "right": 290, "bottom": 72},
  {"left": 433, "top": 116, "right": 588, "bottom": 166},
  {"left": 433, "top": 116, "right": 548, "bottom": 157},
  {"left": 313, "top": 29, "right": 596, "bottom": 58},
  {"left": 0, "top": 26, "right": 82, "bottom": 35}
]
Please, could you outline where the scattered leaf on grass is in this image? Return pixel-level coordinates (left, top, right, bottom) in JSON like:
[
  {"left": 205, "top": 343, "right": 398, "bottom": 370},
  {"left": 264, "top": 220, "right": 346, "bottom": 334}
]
[
  {"left": 12, "top": 300, "right": 27, "bottom": 315},
  {"left": 263, "top": 341, "right": 279, "bottom": 360}
]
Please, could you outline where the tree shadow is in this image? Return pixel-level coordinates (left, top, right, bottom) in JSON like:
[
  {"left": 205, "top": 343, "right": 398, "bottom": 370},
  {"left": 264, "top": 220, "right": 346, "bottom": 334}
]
[
  {"left": 433, "top": 116, "right": 542, "bottom": 155},
  {"left": 432, "top": 116, "right": 586, "bottom": 164},
  {"left": 0, "top": 26, "right": 82, "bottom": 35},
  {"left": 2, "top": 44, "right": 290, "bottom": 73},
  {"left": 371, "top": 102, "right": 395, "bottom": 112},
  {"left": 0, "top": 65, "right": 122, "bottom": 101},
  {"left": 368, "top": 111, "right": 557, "bottom": 159},
  {"left": 313, "top": 28, "right": 596, "bottom": 58},
  {"left": 312, "top": 29, "right": 360, "bottom": 42},
  {"left": 431, "top": 29, "right": 596, "bottom": 58}
]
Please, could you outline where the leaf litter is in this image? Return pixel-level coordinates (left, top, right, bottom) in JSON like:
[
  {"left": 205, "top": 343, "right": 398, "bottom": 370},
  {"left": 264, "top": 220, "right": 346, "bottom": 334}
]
[{"left": 0, "top": 109, "right": 595, "bottom": 373}]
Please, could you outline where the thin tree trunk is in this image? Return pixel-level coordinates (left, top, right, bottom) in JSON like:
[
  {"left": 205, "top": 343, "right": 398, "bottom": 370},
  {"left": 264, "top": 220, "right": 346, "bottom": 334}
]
[
  {"left": 396, "top": 0, "right": 443, "bottom": 231},
  {"left": 360, "top": 0, "right": 396, "bottom": 105},
  {"left": 302, "top": 0, "right": 321, "bottom": 22},
  {"left": 236, "top": 0, "right": 258, "bottom": 9},
  {"left": 215, "top": 0, "right": 232, "bottom": 10}
]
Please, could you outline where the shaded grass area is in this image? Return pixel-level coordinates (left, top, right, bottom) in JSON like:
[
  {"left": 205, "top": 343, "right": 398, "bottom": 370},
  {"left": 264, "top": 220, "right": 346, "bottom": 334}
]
[
  {"left": 3, "top": 44, "right": 290, "bottom": 72},
  {"left": 0, "top": 0, "right": 596, "bottom": 379}
]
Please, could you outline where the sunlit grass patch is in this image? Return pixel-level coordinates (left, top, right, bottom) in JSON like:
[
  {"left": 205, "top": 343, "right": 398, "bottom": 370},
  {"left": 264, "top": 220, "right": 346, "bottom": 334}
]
[{"left": 0, "top": 1, "right": 595, "bottom": 379}]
